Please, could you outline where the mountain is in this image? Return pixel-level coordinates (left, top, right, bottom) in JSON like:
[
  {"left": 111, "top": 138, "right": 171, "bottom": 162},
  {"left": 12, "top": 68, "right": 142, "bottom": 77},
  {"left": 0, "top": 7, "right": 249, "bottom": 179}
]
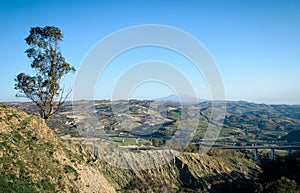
[{"left": 154, "top": 94, "right": 206, "bottom": 104}]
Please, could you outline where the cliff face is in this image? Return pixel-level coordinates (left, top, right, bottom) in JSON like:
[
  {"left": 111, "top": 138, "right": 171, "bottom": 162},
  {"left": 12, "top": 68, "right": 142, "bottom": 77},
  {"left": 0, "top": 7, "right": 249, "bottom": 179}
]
[
  {"left": 0, "top": 103, "right": 261, "bottom": 192},
  {"left": 90, "top": 147, "right": 261, "bottom": 192}
]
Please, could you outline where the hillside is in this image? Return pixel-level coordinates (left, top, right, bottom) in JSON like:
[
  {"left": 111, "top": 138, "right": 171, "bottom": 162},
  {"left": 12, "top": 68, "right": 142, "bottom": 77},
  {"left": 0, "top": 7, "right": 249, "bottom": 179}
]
[
  {"left": 282, "top": 129, "right": 300, "bottom": 142},
  {"left": 0, "top": 103, "right": 267, "bottom": 192},
  {"left": 0, "top": 104, "right": 115, "bottom": 193},
  {"left": 7, "top": 100, "right": 300, "bottom": 145},
  {"left": 94, "top": 149, "right": 261, "bottom": 192}
]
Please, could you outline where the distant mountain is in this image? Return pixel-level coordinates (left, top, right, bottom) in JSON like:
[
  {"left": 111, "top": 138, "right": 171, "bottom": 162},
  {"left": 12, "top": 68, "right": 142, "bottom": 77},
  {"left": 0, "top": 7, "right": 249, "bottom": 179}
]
[{"left": 154, "top": 94, "right": 206, "bottom": 104}]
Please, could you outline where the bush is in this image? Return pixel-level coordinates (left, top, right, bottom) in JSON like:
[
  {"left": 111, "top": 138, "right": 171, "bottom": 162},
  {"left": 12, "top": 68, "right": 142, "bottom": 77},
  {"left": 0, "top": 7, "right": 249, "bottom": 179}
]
[
  {"left": 263, "top": 176, "right": 299, "bottom": 193},
  {"left": 184, "top": 143, "right": 198, "bottom": 153},
  {"left": 152, "top": 138, "right": 164, "bottom": 147}
]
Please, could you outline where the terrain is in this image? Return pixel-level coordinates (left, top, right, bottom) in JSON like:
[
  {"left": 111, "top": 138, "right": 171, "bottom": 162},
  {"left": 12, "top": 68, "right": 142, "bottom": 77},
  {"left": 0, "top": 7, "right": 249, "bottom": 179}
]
[
  {"left": 7, "top": 100, "right": 300, "bottom": 145},
  {"left": 0, "top": 104, "right": 264, "bottom": 192},
  {"left": 2, "top": 100, "right": 300, "bottom": 192},
  {"left": 0, "top": 103, "right": 115, "bottom": 193}
]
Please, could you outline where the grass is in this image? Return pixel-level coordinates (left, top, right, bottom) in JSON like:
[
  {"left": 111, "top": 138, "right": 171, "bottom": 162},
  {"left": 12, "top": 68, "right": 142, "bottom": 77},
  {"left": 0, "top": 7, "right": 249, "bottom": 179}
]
[
  {"left": 0, "top": 105, "right": 86, "bottom": 192},
  {"left": 64, "top": 165, "right": 79, "bottom": 177},
  {"left": 0, "top": 172, "right": 38, "bottom": 193},
  {"left": 36, "top": 179, "right": 57, "bottom": 192},
  {"left": 108, "top": 136, "right": 150, "bottom": 146}
]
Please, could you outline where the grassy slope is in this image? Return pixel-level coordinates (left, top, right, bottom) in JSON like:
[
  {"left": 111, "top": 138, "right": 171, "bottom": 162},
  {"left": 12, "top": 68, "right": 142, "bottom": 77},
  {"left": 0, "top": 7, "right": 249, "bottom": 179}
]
[{"left": 0, "top": 104, "right": 114, "bottom": 193}]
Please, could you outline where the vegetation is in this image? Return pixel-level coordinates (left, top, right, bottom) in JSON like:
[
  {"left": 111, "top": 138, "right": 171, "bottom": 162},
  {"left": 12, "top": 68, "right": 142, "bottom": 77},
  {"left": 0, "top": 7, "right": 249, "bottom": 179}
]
[
  {"left": 0, "top": 172, "right": 38, "bottom": 193},
  {"left": 282, "top": 129, "right": 300, "bottom": 142},
  {"left": 2, "top": 100, "right": 300, "bottom": 192},
  {"left": 14, "top": 26, "right": 75, "bottom": 120},
  {"left": 8, "top": 100, "right": 300, "bottom": 144},
  {"left": 263, "top": 176, "right": 299, "bottom": 193},
  {"left": 0, "top": 105, "right": 99, "bottom": 192}
]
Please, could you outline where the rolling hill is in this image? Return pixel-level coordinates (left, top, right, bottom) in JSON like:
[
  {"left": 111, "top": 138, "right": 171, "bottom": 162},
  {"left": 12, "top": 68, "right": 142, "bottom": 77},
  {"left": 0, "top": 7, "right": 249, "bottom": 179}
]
[
  {"left": 0, "top": 103, "right": 269, "bottom": 192},
  {"left": 2, "top": 102, "right": 300, "bottom": 192}
]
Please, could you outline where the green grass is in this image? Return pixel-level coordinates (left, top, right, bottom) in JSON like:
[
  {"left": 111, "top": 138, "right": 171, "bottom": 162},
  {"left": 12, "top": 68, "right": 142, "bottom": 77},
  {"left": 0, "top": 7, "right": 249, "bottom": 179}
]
[
  {"left": 108, "top": 136, "right": 150, "bottom": 146},
  {"left": 0, "top": 173, "right": 38, "bottom": 193},
  {"left": 64, "top": 165, "right": 79, "bottom": 177}
]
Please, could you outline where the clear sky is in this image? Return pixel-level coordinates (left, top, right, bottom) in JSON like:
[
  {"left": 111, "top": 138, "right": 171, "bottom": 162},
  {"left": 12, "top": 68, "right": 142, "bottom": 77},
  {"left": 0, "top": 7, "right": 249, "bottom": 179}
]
[{"left": 0, "top": 0, "right": 299, "bottom": 104}]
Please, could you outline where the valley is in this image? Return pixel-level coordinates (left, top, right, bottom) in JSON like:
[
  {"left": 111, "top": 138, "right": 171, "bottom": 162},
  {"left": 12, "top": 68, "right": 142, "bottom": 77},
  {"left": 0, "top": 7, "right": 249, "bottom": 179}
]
[
  {"left": 2, "top": 100, "right": 300, "bottom": 192},
  {"left": 7, "top": 100, "right": 300, "bottom": 147}
]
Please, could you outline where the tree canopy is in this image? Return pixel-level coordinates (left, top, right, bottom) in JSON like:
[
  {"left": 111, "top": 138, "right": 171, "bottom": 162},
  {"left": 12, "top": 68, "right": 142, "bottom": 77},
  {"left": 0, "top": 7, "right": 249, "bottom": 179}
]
[{"left": 15, "top": 26, "right": 75, "bottom": 119}]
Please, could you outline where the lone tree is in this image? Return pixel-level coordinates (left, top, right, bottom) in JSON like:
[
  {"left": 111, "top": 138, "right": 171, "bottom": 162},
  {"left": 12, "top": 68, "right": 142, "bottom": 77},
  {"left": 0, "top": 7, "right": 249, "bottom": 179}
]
[{"left": 15, "top": 26, "right": 75, "bottom": 120}]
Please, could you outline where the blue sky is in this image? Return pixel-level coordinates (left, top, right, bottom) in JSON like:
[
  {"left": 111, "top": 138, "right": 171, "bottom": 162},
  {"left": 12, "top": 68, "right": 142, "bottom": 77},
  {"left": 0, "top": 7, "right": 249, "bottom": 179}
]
[{"left": 0, "top": 0, "right": 299, "bottom": 104}]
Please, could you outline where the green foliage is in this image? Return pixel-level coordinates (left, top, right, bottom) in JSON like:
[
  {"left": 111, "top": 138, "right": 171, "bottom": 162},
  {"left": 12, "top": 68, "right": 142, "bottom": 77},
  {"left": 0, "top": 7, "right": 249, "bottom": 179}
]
[
  {"left": 0, "top": 173, "right": 38, "bottom": 193},
  {"left": 207, "top": 148, "right": 239, "bottom": 157},
  {"left": 123, "top": 173, "right": 172, "bottom": 193},
  {"left": 152, "top": 138, "right": 164, "bottom": 147},
  {"left": 14, "top": 26, "right": 75, "bottom": 120},
  {"left": 263, "top": 177, "right": 299, "bottom": 193},
  {"left": 0, "top": 106, "right": 84, "bottom": 192},
  {"left": 184, "top": 143, "right": 198, "bottom": 153},
  {"left": 282, "top": 129, "right": 300, "bottom": 142},
  {"left": 0, "top": 103, "right": 7, "bottom": 108},
  {"left": 170, "top": 110, "right": 181, "bottom": 117},
  {"left": 5, "top": 111, "right": 20, "bottom": 121},
  {"left": 36, "top": 179, "right": 57, "bottom": 192},
  {"left": 64, "top": 165, "right": 79, "bottom": 177}
]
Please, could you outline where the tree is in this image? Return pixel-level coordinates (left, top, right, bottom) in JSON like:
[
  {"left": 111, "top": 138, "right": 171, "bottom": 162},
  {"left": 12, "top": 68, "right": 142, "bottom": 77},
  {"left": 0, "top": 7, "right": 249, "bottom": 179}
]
[
  {"left": 15, "top": 26, "right": 75, "bottom": 120},
  {"left": 264, "top": 176, "right": 299, "bottom": 193}
]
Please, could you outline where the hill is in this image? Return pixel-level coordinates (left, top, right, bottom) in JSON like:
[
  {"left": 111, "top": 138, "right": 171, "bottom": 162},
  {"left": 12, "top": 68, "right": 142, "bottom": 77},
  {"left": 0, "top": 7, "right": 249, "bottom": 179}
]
[
  {"left": 9, "top": 100, "right": 300, "bottom": 145},
  {"left": 0, "top": 101, "right": 299, "bottom": 193},
  {"left": 0, "top": 103, "right": 267, "bottom": 192},
  {"left": 282, "top": 129, "right": 300, "bottom": 142},
  {"left": 0, "top": 104, "right": 115, "bottom": 193}
]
